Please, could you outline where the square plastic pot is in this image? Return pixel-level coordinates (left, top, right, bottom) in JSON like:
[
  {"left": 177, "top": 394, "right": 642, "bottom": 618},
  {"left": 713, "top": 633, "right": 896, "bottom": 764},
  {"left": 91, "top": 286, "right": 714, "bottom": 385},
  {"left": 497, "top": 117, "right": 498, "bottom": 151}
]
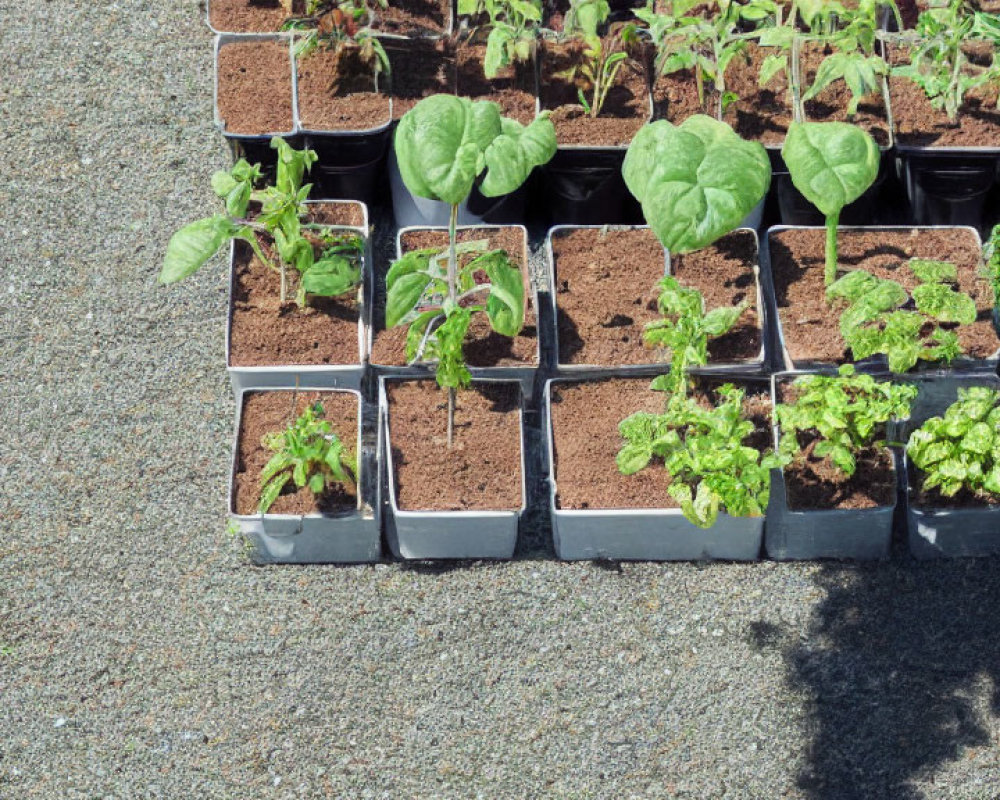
[
  {"left": 761, "top": 225, "right": 995, "bottom": 374},
  {"left": 545, "top": 225, "right": 769, "bottom": 378},
  {"left": 228, "top": 387, "right": 381, "bottom": 564},
  {"left": 896, "top": 151, "right": 1000, "bottom": 233},
  {"left": 225, "top": 222, "right": 373, "bottom": 398},
  {"left": 372, "top": 224, "right": 540, "bottom": 396},
  {"left": 543, "top": 378, "right": 766, "bottom": 561},
  {"left": 764, "top": 374, "right": 898, "bottom": 561},
  {"left": 379, "top": 377, "right": 526, "bottom": 560}
]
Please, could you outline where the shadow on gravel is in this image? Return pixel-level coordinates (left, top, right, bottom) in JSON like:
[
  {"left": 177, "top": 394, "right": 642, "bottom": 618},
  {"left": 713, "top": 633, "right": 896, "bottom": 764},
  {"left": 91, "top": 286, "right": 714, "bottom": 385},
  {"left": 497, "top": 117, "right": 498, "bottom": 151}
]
[{"left": 751, "top": 559, "right": 1000, "bottom": 799}]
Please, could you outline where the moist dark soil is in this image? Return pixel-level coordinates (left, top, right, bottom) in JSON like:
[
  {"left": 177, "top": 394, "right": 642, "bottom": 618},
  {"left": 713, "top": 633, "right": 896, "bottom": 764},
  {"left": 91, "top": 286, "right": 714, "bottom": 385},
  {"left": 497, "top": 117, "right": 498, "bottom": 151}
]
[
  {"left": 538, "top": 34, "right": 650, "bottom": 146},
  {"left": 234, "top": 390, "right": 359, "bottom": 515},
  {"left": 296, "top": 45, "right": 391, "bottom": 131},
  {"left": 371, "top": 227, "right": 538, "bottom": 367},
  {"left": 217, "top": 40, "right": 294, "bottom": 134},
  {"left": 914, "top": 470, "right": 1000, "bottom": 510},
  {"left": 550, "top": 377, "right": 772, "bottom": 509},
  {"left": 386, "top": 38, "right": 457, "bottom": 118},
  {"left": 800, "top": 40, "right": 891, "bottom": 147},
  {"left": 303, "top": 201, "right": 366, "bottom": 228},
  {"left": 889, "top": 43, "right": 1000, "bottom": 147},
  {"left": 784, "top": 439, "right": 896, "bottom": 510},
  {"left": 387, "top": 381, "right": 523, "bottom": 511},
  {"left": 209, "top": 0, "right": 303, "bottom": 32},
  {"left": 373, "top": 0, "right": 451, "bottom": 36},
  {"left": 553, "top": 228, "right": 761, "bottom": 366},
  {"left": 456, "top": 43, "right": 537, "bottom": 126},
  {"left": 768, "top": 228, "right": 997, "bottom": 365},
  {"left": 229, "top": 237, "right": 362, "bottom": 367}
]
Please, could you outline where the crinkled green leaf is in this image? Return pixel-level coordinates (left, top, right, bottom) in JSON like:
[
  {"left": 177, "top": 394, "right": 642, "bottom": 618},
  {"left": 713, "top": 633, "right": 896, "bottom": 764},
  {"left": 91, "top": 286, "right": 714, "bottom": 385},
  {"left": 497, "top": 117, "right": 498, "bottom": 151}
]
[
  {"left": 480, "top": 114, "right": 557, "bottom": 197},
  {"left": 912, "top": 282, "right": 977, "bottom": 325},
  {"left": 300, "top": 255, "right": 361, "bottom": 298},
  {"left": 909, "top": 258, "right": 958, "bottom": 284},
  {"left": 160, "top": 216, "right": 241, "bottom": 284}
]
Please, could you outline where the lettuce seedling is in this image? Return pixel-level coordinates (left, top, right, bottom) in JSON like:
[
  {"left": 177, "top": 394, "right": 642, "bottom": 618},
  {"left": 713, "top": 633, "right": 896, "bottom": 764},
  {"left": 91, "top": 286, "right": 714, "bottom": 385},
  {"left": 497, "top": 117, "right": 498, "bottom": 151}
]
[
  {"left": 984, "top": 223, "right": 1000, "bottom": 303},
  {"left": 258, "top": 401, "right": 357, "bottom": 514},
  {"left": 827, "top": 258, "right": 975, "bottom": 372},
  {"left": 622, "top": 115, "right": 771, "bottom": 254},
  {"left": 781, "top": 121, "right": 880, "bottom": 286},
  {"left": 776, "top": 364, "right": 916, "bottom": 476},
  {"left": 907, "top": 386, "right": 1000, "bottom": 499},
  {"left": 460, "top": 0, "right": 542, "bottom": 78},
  {"left": 392, "top": 94, "right": 556, "bottom": 444},
  {"left": 160, "top": 139, "right": 363, "bottom": 308}
]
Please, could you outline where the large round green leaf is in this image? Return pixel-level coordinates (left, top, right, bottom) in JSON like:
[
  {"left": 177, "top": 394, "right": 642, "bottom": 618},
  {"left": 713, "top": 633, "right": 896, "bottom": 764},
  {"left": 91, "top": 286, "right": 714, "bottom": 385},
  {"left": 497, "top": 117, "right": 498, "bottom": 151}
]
[{"left": 622, "top": 115, "right": 771, "bottom": 254}]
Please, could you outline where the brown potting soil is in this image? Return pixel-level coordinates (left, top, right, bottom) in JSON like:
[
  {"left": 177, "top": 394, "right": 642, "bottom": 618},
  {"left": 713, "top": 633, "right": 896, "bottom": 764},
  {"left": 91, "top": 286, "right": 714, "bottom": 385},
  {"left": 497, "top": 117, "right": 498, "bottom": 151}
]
[
  {"left": 304, "top": 202, "right": 366, "bottom": 228},
  {"left": 209, "top": 0, "right": 302, "bottom": 32},
  {"left": 217, "top": 40, "right": 294, "bottom": 134},
  {"left": 456, "top": 43, "right": 537, "bottom": 126},
  {"left": 768, "top": 228, "right": 997, "bottom": 365},
  {"left": 538, "top": 36, "right": 650, "bottom": 146},
  {"left": 373, "top": 0, "right": 451, "bottom": 36},
  {"left": 233, "top": 390, "right": 359, "bottom": 515},
  {"left": 722, "top": 42, "right": 792, "bottom": 147},
  {"left": 889, "top": 44, "right": 1000, "bottom": 147},
  {"left": 229, "top": 237, "right": 362, "bottom": 367},
  {"left": 550, "top": 378, "right": 772, "bottom": 509},
  {"left": 784, "top": 439, "right": 896, "bottom": 510},
  {"left": 371, "top": 227, "right": 539, "bottom": 367},
  {"left": 387, "top": 381, "right": 523, "bottom": 511},
  {"left": 296, "top": 45, "right": 391, "bottom": 131},
  {"left": 799, "top": 40, "right": 891, "bottom": 147},
  {"left": 386, "top": 39, "right": 457, "bottom": 118},
  {"left": 553, "top": 228, "right": 761, "bottom": 365},
  {"left": 652, "top": 66, "right": 714, "bottom": 123}
]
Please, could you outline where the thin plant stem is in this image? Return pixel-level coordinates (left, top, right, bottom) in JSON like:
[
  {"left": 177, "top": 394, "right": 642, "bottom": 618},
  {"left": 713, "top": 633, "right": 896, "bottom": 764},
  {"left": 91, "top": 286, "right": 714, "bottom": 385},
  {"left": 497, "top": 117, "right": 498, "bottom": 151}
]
[
  {"left": 447, "top": 202, "right": 459, "bottom": 448},
  {"left": 825, "top": 210, "right": 840, "bottom": 286}
]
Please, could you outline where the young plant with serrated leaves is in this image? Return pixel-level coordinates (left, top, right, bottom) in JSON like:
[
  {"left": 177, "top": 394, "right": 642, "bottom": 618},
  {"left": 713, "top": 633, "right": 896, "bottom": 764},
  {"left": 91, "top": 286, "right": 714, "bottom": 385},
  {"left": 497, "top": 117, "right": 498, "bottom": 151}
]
[
  {"left": 552, "top": 0, "right": 630, "bottom": 118},
  {"left": 781, "top": 120, "right": 880, "bottom": 286},
  {"left": 775, "top": 364, "right": 915, "bottom": 479},
  {"left": 258, "top": 401, "right": 357, "bottom": 514},
  {"left": 826, "top": 258, "right": 976, "bottom": 372},
  {"left": 390, "top": 94, "right": 556, "bottom": 445},
  {"left": 907, "top": 385, "right": 1000, "bottom": 500},
  {"left": 984, "top": 223, "right": 1000, "bottom": 302},
  {"left": 890, "top": 0, "right": 1000, "bottom": 126},
  {"left": 618, "top": 383, "right": 786, "bottom": 527},
  {"left": 461, "top": 0, "right": 542, "bottom": 79}
]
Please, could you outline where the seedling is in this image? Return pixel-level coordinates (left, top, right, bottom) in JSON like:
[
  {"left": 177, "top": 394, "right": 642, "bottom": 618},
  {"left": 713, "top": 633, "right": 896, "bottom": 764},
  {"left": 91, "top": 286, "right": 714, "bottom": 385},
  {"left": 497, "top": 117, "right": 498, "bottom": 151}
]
[
  {"left": 461, "top": 0, "right": 542, "bottom": 78},
  {"left": 907, "top": 386, "right": 1000, "bottom": 499},
  {"left": 390, "top": 94, "right": 556, "bottom": 444},
  {"left": 257, "top": 402, "right": 357, "bottom": 513},
  {"left": 285, "top": 0, "right": 390, "bottom": 83},
  {"left": 160, "top": 139, "right": 363, "bottom": 308},
  {"left": 776, "top": 364, "right": 916, "bottom": 477},
  {"left": 781, "top": 120, "right": 880, "bottom": 286},
  {"left": 554, "top": 0, "right": 631, "bottom": 118},
  {"left": 827, "top": 258, "right": 975, "bottom": 371},
  {"left": 984, "top": 223, "right": 1000, "bottom": 302}
]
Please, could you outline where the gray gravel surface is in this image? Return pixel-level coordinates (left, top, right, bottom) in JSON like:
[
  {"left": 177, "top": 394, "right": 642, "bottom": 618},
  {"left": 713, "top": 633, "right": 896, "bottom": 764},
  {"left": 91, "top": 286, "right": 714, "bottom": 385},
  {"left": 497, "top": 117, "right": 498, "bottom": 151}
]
[{"left": 3, "top": 2, "right": 1000, "bottom": 797}]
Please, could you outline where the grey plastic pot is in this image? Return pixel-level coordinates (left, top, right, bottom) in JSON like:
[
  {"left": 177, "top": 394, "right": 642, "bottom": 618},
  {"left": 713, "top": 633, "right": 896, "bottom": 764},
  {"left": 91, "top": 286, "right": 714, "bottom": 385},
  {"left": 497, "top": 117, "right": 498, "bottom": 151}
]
[
  {"left": 379, "top": 377, "right": 526, "bottom": 560},
  {"left": 546, "top": 225, "right": 769, "bottom": 378},
  {"left": 226, "top": 222, "right": 372, "bottom": 399},
  {"left": 373, "top": 225, "right": 540, "bottom": 396},
  {"left": 761, "top": 225, "right": 995, "bottom": 373},
  {"left": 543, "top": 378, "right": 766, "bottom": 561},
  {"left": 903, "top": 374, "right": 1000, "bottom": 559},
  {"left": 214, "top": 34, "right": 298, "bottom": 146},
  {"left": 228, "top": 387, "right": 381, "bottom": 564},
  {"left": 764, "top": 373, "right": 898, "bottom": 561}
]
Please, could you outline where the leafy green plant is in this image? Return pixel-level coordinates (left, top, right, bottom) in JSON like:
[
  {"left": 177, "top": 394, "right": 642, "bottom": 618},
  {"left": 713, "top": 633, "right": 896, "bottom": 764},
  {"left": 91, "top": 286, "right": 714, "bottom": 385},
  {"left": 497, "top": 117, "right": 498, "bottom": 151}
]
[
  {"left": 461, "top": 0, "right": 542, "bottom": 78},
  {"left": 258, "top": 402, "right": 357, "bottom": 514},
  {"left": 391, "top": 94, "right": 556, "bottom": 444},
  {"left": 622, "top": 115, "right": 771, "bottom": 254},
  {"left": 285, "top": 0, "right": 390, "bottom": 86},
  {"left": 907, "top": 386, "right": 1000, "bottom": 499},
  {"left": 160, "top": 139, "right": 363, "bottom": 308},
  {"left": 984, "top": 223, "right": 1000, "bottom": 302},
  {"left": 554, "top": 0, "right": 631, "bottom": 118},
  {"left": 781, "top": 120, "right": 880, "bottom": 285},
  {"left": 776, "top": 364, "right": 916, "bottom": 476},
  {"left": 617, "top": 383, "right": 785, "bottom": 527},
  {"left": 827, "top": 258, "right": 975, "bottom": 372}
]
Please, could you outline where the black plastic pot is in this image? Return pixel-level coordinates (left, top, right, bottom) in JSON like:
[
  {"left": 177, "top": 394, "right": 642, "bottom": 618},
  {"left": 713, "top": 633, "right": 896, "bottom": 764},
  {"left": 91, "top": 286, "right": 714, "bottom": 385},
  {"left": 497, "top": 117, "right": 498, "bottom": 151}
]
[
  {"left": 304, "top": 131, "right": 391, "bottom": 205},
  {"left": 897, "top": 151, "right": 1000, "bottom": 233},
  {"left": 774, "top": 155, "right": 896, "bottom": 226},
  {"left": 465, "top": 181, "right": 528, "bottom": 224},
  {"left": 223, "top": 134, "right": 306, "bottom": 176},
  {"left": 533, "top": 148, "right": 642, "bottom": 226}
]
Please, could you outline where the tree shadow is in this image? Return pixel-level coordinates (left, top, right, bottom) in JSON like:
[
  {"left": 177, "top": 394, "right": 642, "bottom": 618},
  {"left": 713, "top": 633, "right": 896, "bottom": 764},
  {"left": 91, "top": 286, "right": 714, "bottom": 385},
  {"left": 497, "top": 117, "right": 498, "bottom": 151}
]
[{"left": 751, "top": 559, "right": 1000, "bottom": 799}]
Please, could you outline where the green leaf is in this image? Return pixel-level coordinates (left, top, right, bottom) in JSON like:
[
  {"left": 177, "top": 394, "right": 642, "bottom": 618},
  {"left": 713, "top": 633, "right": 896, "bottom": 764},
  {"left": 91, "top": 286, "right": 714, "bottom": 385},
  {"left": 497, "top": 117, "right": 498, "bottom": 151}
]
[
  {"left": 827, "top": 270, "right": 881, "bottom": 303},
  {"left": 258, "top": 473, "right": 291, "bottom": 514},
  {"left": 702, "top": 303, "right": 747, "bottom": 337},
  {"left": 617, "top": 442, "right": 653, "bottom": 475},
  {"left": 758, "top": 53, "right": 787, "bottom": 88},
  {"left": 909, "top": 258, "right": 957, "bottom": 284},
  {"left": 211, "top": 170, "right": 239, "bottom": 197},
  {"left": 912, "top": 283, "right": 977, "bottom": 325},
  {"left": 478, "top": 251, "right": 525, "bottom": 337},
  {"left": 386, "top": 271, "right": 434, "bottom": 328},
  {"left": 272, "top": 137, "right": 317, "bottom": 196},
  {"left": 480, "top": 114, "right": 557, "bottom": 198},
  {"left": 781, "top": 121, "right": 880, "bottom": 219},
  {"left": 484, "top": 27, "right": 512, "bottom": 79},
  {"left": 300, "top": 255, "right": 361, "bottom": 298},
  {"left": 160, "top": 216, "right": 240, "bottom": 284},
  {"left": 622, "top": 116, "right": 771, "bottom": 254}
]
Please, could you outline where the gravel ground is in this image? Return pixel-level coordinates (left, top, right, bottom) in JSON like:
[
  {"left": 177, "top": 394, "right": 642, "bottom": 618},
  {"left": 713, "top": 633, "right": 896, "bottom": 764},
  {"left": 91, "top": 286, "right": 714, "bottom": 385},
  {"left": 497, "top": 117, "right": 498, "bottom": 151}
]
[{"left": 3, "top": 2, "right": 1000, "bottom": 797}]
